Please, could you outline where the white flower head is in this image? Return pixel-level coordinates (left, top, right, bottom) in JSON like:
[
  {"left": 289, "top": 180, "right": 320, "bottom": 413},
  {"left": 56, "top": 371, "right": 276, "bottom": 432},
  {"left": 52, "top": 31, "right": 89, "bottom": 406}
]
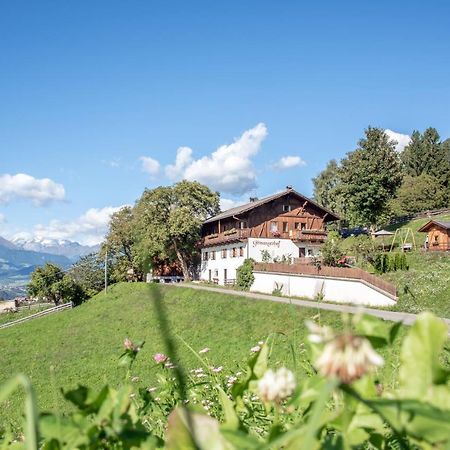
[
  {"left": 199, "top": 347, "right": 210, "bottom": 354},
  {"left": 258, "top": 367, "right": 296, "bottom": 403},
  {"left": 251, "top": 345, "right": 261, "bottom": 353},
  {"left": 315, "top": 334, "right": 384, "bottom": 384}
]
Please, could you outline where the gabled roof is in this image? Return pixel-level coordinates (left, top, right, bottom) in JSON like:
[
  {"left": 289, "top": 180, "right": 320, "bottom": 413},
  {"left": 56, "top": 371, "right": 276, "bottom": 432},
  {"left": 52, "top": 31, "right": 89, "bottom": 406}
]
[
  {"left": 204, "top": 187, "right": 340, "bottom": 224},
  {"left": 372, "top": 229, "right": 394, "bottom": 236},
  {"left": 418, "top": 220, "right": 450, "bottom": 232}
]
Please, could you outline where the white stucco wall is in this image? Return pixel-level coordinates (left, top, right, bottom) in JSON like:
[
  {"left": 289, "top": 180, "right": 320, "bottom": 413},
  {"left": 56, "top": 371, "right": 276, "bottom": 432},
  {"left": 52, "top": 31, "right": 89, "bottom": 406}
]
[
  {"left": 250, "top": 271, "right": 396, "bottom": 307},
  {"left": 200, "top": 243, "right": 247, "bottom": 284}
]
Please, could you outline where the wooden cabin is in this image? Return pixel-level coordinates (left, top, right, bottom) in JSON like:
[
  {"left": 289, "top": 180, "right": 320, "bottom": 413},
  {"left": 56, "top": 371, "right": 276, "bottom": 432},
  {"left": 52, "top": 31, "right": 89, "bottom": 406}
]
[
  {"left": 418, "top": 220, "right": 450, "bottom": 251},
  {"left": 200, "top": 186, "right": 340, "bottom": 285}
]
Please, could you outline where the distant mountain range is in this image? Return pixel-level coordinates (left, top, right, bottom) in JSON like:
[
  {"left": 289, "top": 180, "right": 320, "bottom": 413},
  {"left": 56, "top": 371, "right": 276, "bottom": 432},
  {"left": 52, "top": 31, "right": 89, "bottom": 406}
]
[
  {"left": 12, "top": 237, "right": 99, "bottom": 261},
  {"left": 0, "top": 236, "right": 99, "bottom": 299}
]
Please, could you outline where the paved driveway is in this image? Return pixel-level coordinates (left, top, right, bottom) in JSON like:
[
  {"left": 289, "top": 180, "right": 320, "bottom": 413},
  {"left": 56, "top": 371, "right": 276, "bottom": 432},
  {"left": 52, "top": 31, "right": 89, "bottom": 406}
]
[{"left": 169, "top": 283, "right": 450, "bottom": 329}]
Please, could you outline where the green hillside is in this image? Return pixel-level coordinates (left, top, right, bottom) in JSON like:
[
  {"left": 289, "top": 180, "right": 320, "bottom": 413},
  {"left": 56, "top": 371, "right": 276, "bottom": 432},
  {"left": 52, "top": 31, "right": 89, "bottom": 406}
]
[{"left": 0, "top": 282, "right": 404, "bottom": 430}]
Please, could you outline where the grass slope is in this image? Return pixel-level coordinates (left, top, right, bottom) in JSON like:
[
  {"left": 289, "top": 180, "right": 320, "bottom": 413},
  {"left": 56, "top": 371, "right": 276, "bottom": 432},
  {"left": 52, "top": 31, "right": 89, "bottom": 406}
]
[{"left": 0, "top": 282, "right": 403, "bottom": 429}]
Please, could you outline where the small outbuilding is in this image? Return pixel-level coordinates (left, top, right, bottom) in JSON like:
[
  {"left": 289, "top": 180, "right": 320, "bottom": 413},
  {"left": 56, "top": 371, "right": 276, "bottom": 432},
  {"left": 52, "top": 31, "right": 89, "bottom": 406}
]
[{"left": 418, "top": 220, "right": 450, "bottom": 251}]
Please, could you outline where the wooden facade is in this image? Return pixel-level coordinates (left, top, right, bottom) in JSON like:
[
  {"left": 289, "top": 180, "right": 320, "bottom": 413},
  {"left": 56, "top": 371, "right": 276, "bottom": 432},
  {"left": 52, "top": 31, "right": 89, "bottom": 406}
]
[
  {"left": 201, "top": 187, "right": 339, "bottom": 248},
  {"left": 418, "top": 220, "right": 450, "bottom": 251}
]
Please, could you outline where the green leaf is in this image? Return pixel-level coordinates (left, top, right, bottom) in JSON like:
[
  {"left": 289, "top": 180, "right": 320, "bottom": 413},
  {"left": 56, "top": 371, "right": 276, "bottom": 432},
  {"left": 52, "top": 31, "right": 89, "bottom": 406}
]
[
  {"left": 365, "top": 398, "right": 450, "bottom": 444},
  {"left": 355, "top": 314, "right": 401, "bottom": 349},
  {"left": 217, "top": 387, "right": 240, "bottom": 431},
  {"left": 166, "top": 407, "right": 234, "bottom": 450},
  {"left": 399, "top": 312, "right": 450, "bottom": 409}
]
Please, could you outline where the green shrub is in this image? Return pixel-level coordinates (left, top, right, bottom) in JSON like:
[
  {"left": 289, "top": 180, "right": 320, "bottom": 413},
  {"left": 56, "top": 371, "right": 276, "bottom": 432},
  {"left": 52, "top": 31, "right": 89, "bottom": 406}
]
[{"left": 236, "top": 258, "right": 255, "bottom": 291}]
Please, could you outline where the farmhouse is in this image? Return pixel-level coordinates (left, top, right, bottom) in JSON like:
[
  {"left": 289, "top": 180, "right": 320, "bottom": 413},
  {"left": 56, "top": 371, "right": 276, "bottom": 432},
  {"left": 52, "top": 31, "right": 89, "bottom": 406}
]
[
  {"left": 200, "top": 186, "right": 339, "bottom": 285},
  {"left": 418, "top": 220, "right": 450, "bottom": 251}
]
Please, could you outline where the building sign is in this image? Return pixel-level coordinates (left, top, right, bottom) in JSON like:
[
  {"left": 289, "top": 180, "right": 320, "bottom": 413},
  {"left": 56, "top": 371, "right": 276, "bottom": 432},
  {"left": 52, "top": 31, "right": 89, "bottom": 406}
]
[{"left": 252, "top": 239, "right": 281, "bottom": 248}]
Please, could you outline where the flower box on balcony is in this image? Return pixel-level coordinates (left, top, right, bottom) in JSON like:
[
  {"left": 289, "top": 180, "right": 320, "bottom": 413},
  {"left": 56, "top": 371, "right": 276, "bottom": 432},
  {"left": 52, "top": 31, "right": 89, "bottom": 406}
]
[
  {"left": 224, "top": 228, "right": 238, "bottom": 236},
  {"left": 206, "top": 234, "right": 219, "bottom": 240}
]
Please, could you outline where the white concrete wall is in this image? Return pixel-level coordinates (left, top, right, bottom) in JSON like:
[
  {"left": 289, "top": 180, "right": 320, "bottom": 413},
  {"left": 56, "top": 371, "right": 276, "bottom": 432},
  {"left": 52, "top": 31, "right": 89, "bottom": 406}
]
[
  {"left": 200, "top": 243, "right": 247, "bottom": 284},
  {"left": 250, "top": 271, "right": 396, "bottom": 307}
]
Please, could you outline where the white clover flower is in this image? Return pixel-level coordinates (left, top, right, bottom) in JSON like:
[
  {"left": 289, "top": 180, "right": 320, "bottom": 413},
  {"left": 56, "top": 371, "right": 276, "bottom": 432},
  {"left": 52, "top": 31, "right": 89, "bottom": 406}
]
[
  {"left": 199, "top": 347, "right": 210, "bottom": 354},
  {"left": 258, "top": 367, "right": 296, "bottom": 403},
  {"left": 250, "top": 345, "right": 261, "bottom": 353},
  {"left": 147, "top": 387, "right": 157, "bottom": 393},
  {"left": 194, "top": 368, "right": 204, "bottom": 374},
  {"left": 315, "top": 334, "right": 384, "bottom": 384},
  {"left": 212, "top": 366, "right": 223, "bottom": 373}
]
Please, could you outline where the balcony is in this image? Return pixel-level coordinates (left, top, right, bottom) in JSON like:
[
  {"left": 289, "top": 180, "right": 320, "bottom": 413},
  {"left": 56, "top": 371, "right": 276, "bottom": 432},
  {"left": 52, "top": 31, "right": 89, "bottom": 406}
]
[
  {"left": 201, "top": 228, "right": 250, "bottom": 247},
  {"left": 292, "top": 229, "right": 327, "bottom": 243}
]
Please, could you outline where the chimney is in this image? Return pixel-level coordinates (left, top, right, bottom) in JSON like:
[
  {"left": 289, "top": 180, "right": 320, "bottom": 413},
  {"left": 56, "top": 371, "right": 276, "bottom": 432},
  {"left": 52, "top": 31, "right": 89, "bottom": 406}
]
[{"left": 249, "top": 197, "right": 258, "bottom": 202}]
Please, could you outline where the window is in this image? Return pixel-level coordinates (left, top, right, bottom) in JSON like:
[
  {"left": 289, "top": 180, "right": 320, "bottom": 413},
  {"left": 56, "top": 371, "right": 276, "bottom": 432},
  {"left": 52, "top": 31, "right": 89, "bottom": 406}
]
[
  {"left": 239, "top": 221, "right": 247, "bottom": 229},
  {"left": 210, "top": 251, "right": 216, "bottom": 260},
  {"left": 301, "top": 223, "right": 306, "bottom": 230},
  {"left": 283, "top": 205, "right": 291, "bottom": 212},
  {"left": 307, "top": 249, "right": 313, "bottom": 256},
  {"left": 282, "top": 222, "right": 289, "bottom": 233},
  {"left": 203, "top": 251, "right": 208, "bottom": 261},
  {"left": 232, "top": 247, "right": 237, "bottom": 257},
  {"left": 270, "top": 221, "right": 278, "bottom": 232},
  {"left": 239, "top": 246, "right": 244, "bottom": 257},
  {"left": 222, "top": 249, "right": 227, "bottom": 259}
]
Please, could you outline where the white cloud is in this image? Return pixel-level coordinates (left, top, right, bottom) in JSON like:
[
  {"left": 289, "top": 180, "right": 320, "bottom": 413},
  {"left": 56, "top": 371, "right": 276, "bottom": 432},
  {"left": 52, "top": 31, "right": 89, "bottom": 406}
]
[
  {"left": 165, "top": 147, "right": 193, "bottom": 179},
  {"left": 219, "top": 197, "right": 246, "bottom": 211},
  {"left": 140, "top": 156, "right": 161, "bottom": 176},
  {"left": 165, "top": 123, "right": 267, "bottom": 195},
  {"left": 17, "top": 205, "right": 129, "bottom": 246},
  {"left": 385, "top": 129, "right": 411, "bottom": 152},
  {"left": 273, "top": 155, "right": 306, "bottom": 170},
  {"left": 0, "top": 173, "right": 65, "bottom": 205}
]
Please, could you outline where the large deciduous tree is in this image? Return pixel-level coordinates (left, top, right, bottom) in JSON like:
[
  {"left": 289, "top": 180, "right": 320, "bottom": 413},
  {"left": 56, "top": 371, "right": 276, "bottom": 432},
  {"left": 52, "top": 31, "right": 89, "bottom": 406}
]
[
  {"left": 102, "top": 206, "right": 142, "bottom": 281},
  {"left": 389, "top": 174, "right": 447, "bottom": 216},
  {"left": 312, "top": 159, "right": 345, "bottom": 216},
  {"left": 134, "top": 181, "right": 220, "bottom": 280},
  {"left": 28, "top": 263, "right": 85, "bottom": 305},
  {"left": 340, "top": 127, "right": 403, "bottom": 227}
]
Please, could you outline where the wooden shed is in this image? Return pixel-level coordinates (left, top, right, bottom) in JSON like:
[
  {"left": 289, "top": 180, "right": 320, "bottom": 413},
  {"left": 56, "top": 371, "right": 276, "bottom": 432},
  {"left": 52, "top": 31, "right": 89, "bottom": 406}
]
[{"left": 418, "top": 220, "right": 450, "bottom": 251}]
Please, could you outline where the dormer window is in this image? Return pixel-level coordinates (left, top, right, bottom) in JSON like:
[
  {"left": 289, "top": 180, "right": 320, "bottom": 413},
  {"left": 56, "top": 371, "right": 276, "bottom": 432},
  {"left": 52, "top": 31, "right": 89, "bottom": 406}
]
[{"left": 283, "top": 205, "right": 291, "bottom": 212}]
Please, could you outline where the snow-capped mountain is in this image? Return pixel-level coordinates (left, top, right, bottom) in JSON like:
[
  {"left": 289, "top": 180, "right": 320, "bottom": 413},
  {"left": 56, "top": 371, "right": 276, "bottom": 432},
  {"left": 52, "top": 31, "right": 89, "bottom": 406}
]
[{"left": 12, "top": 237, "right": 99, "bottom": 261}]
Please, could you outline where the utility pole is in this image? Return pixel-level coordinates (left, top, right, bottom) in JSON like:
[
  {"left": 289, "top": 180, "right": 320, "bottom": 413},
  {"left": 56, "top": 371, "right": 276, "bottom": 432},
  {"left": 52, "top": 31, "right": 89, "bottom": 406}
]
[{"left": 104, "top": 248, "right": 108, "bottom": 294}]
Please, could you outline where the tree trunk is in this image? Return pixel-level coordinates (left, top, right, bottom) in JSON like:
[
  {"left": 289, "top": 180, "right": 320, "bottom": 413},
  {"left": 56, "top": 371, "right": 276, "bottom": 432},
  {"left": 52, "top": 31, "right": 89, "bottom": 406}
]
[{"left": 172, "top": 239, "right": 191, "bottom": 281}]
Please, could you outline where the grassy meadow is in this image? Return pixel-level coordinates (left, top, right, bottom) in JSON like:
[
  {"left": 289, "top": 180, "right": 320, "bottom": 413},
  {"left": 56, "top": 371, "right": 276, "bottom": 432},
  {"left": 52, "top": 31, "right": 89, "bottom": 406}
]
[{"left": 0, "top": 282, "right": 406, "bottom": 431}]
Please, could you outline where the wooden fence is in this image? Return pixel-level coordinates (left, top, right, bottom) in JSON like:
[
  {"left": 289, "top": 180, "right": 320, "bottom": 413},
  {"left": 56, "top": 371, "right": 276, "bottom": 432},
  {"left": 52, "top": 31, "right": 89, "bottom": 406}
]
[
  {"left": 253, "top": 263, "right": 397, "bottom": 298},
  {"left": 0, "top": 302, "right": 73, "bottom": 330}
]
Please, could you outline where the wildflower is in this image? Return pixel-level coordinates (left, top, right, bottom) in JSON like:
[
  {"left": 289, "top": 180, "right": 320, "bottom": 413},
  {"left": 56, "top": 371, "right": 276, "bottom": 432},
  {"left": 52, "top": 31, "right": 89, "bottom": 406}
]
[
  {"left": 147, "top": 387, "right": 157, "bottom": 393},
  {"left": 199, "top": 347, "right": 210, "bottom": 354},
  {"left": 196, "top": 373, "right": 206, "bottom": 378},
  {"left": 258, "top": 341, "right": 264, "bottom": 345},
  {"left": 153, "top": 353, "right": 168, "bottom": 364},
  {"left": 258, "top": 367, "right": 296, "bottom": 403},
  {"left": 193, "top": 368, "right": 204, "bottom": 374},
  {"left": 250, "top": 345, "right": 261, "bottom": 353},
  {"left": 315, "top": 334, "right": 384, "bottom": 384},
  {"left": 123, "top": 337, "right": 141, "bottom": 353},
  {"left": 131, "top": 376, "right": 140, "bottom": 383},
  {"left": 212, "top": 366, "right": 223, "bottom": 373},
  {"left": 165, "top": 362, "right": 176, "bottom": 369}
]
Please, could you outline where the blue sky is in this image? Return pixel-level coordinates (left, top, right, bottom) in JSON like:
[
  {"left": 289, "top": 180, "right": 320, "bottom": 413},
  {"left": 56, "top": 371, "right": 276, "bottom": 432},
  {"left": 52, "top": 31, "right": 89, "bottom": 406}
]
[{"left": 1, "top": 1, "right": 450, "bottom": 244}]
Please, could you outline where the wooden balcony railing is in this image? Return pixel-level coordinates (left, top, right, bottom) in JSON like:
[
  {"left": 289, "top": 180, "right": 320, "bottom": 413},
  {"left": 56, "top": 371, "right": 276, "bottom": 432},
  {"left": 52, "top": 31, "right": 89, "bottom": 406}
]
[
  {"left": 426, "top": 243, "right": 450, "bottom": 252},
  {"left": 253, "top": 262, "right": 397, "bottom": 299},
  {"left": 294, "top": 230, "right": 327, "bottom": 242},
  {"left": 202, "top": 228, "right": 250, "bottom": 247}
]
